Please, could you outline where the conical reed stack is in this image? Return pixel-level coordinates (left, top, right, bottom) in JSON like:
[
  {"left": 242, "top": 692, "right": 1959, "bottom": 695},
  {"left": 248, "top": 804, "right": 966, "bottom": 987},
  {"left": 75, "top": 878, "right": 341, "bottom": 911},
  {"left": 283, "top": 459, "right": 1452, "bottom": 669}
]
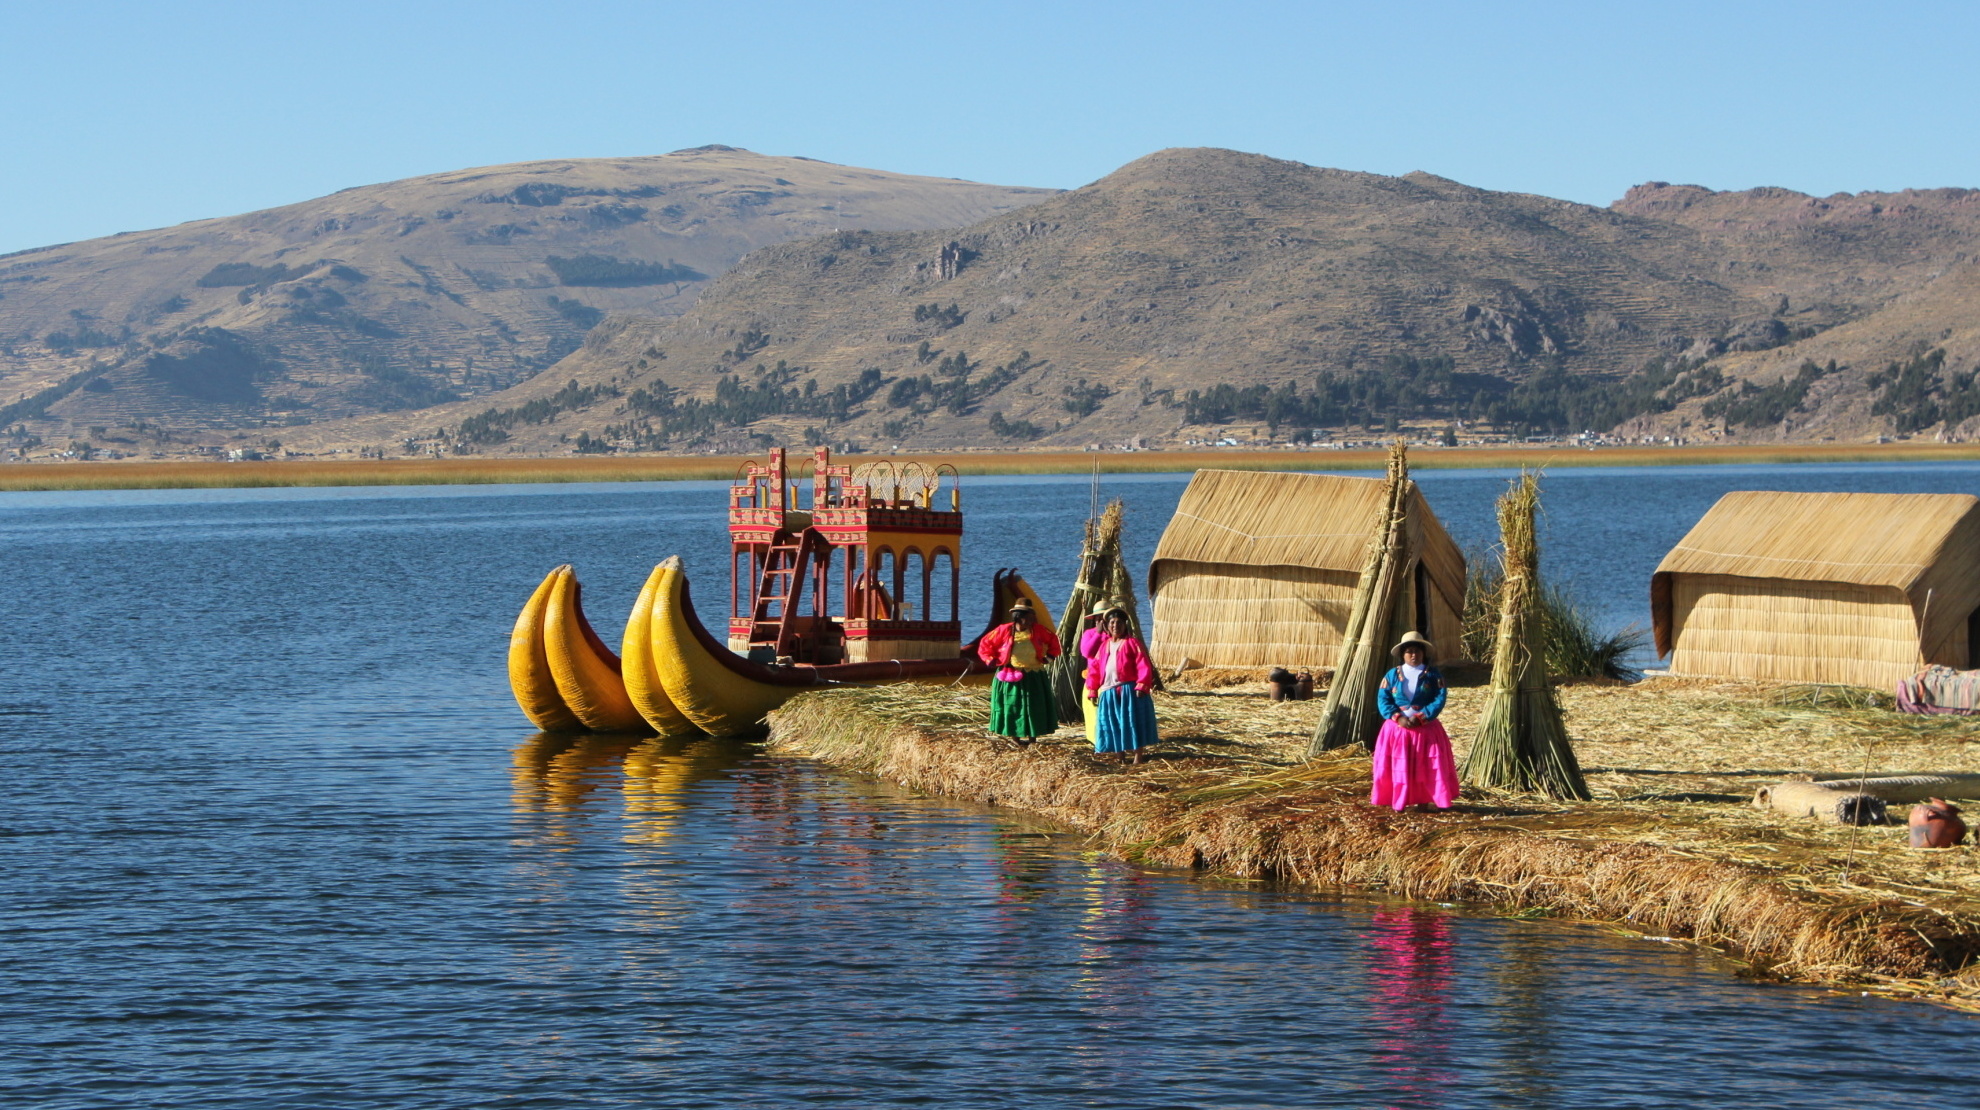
[
  {"left": 1461, "top": 471, "right": 1591, "bottom": 800},
  {"left": 1308, "top": 440, "right": 1411, "bottom": 755},
  {"left": 1051, "top": 499, "right": 1128, "bottom": 721}
]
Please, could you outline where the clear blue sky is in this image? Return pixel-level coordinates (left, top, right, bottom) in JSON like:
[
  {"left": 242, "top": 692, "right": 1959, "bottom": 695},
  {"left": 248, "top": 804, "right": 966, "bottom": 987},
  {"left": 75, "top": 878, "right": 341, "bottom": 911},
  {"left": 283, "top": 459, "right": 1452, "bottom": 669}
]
[{"left": 4, "top": 0, "right": 1975, "bottom": 256}]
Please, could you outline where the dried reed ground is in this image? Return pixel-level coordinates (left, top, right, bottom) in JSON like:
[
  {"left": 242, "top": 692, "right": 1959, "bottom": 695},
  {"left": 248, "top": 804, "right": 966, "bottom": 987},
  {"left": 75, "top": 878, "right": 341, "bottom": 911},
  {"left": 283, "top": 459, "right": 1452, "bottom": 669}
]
[{"left": 767, "top": 674, "right": 1980, "bottom": 1010}]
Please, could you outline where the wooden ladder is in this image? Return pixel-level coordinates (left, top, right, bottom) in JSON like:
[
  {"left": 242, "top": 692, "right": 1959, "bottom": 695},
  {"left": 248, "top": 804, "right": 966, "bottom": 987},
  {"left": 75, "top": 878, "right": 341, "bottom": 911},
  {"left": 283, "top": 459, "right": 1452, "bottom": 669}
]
[{"left": 750, "top": 528, "right": 828, "bottom": 659}]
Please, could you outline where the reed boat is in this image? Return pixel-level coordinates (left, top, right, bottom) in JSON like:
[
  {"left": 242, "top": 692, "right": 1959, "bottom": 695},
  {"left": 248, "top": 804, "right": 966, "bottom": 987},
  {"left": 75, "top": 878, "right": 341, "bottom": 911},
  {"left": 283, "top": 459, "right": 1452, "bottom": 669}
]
[{"left": 509, "top": 446, "right": 1052, "bottom": 737}]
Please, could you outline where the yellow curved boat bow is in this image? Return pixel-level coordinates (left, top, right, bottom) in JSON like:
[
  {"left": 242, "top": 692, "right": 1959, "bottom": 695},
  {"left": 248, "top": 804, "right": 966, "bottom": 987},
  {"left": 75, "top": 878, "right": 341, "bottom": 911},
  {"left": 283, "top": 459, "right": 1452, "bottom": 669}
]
[
  {"left": 508, "top": 567, "right": 585, "bottom": 733},
  {"left": 508, "top": 565, "right": 649, "bottom": 734},
  {"left": 544, "top": 567, "right": 648, "bottom": 733},
  {"left": 644, "top": 556, "right": 807, "bottom": 736},
  {"left": 620, "top": 563, "right": 700, "bottom": 737}
]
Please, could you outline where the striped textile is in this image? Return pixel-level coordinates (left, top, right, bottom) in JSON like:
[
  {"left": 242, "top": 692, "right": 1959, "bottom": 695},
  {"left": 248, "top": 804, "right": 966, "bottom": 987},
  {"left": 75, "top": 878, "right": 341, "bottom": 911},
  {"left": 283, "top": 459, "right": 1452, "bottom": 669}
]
[{"left": 1897, "top": 665, "right": 1980, "bottom": 715}]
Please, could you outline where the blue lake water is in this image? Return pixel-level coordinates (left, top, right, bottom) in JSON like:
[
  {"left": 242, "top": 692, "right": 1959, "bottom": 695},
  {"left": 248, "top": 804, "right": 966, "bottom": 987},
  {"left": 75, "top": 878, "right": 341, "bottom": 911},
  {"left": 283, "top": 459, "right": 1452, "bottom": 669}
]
[{"left": 4, "top": 461, "right": 1980, "bottom": 1107}]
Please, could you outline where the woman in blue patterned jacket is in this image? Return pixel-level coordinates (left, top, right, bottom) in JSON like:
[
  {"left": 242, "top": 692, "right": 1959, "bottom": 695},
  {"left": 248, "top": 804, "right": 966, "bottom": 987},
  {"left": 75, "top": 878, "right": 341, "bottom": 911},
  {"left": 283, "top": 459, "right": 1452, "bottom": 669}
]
[{"left": 1371, "top": 632, "right": 1459, "bottom": 811}]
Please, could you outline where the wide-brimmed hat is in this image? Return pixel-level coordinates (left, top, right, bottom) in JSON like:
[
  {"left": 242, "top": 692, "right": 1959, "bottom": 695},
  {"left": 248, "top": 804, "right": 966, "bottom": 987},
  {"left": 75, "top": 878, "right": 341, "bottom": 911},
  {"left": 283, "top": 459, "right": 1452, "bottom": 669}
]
[
  {"left": 1087, "top": 596, "right": 1127, "bottom": 617},
  {"left": 1008, "top": 597, "right": 1036, "bottom": 616},
  {"left": 1390, "top": 632, "right": 1434, "bottom": 660}
]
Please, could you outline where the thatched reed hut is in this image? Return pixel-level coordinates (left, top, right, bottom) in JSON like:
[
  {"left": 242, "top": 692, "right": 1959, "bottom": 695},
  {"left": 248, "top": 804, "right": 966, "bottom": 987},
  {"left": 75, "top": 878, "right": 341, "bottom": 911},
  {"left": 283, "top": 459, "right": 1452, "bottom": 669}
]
[
  {"left": 1148, "top": 470, "right": 1466, "bottom": 670},
  {"left": 1653, "top": 491, "right": 1980, "bottom": 688}
]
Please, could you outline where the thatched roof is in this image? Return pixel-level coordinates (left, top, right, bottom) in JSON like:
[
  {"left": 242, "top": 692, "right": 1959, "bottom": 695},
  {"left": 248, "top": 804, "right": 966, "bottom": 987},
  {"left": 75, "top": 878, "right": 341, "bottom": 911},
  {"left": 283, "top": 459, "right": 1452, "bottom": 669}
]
[
  {"left": 1652, "top": 490, "right": 1980, "bottom": 658},
  {"left": 1150, "top": 470, "right": 1464, "bottom": 604}
]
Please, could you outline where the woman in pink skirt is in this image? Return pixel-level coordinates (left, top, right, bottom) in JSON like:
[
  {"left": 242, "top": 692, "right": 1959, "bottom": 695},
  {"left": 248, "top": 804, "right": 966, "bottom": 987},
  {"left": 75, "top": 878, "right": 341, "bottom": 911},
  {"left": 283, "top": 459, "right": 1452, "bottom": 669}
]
[{"left": 1371, "top": 632, "right": 1460, "bottom": 812}]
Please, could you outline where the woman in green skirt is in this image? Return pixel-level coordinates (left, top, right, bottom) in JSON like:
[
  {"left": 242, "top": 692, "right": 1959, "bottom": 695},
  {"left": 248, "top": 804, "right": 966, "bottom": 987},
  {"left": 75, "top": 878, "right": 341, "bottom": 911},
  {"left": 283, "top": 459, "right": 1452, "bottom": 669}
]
[{"left": 977, "top": 598, "right": 1061, "bottom": 747}]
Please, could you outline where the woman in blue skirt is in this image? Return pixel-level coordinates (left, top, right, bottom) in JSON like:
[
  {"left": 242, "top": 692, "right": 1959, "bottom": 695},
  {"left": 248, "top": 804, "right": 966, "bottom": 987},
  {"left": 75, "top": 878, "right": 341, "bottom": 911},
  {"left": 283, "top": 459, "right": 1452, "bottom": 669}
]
[{"left": 1083, "top": 609, "right": 1158, "bottom": 764}]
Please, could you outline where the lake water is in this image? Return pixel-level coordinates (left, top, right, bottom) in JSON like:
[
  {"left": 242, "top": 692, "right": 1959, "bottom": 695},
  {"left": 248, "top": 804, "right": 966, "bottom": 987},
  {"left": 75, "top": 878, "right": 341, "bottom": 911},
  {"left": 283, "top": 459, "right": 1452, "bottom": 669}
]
[{"left": 5, "top": 461, "right": 1980, "bottom": 1107}]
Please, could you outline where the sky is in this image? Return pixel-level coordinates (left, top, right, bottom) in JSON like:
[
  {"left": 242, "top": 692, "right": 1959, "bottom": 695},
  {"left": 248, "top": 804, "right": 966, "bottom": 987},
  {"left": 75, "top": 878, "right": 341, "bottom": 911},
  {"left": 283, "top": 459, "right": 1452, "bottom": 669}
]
[{"left": 3, "top": 0, "right": 1977, "bottom": 256}]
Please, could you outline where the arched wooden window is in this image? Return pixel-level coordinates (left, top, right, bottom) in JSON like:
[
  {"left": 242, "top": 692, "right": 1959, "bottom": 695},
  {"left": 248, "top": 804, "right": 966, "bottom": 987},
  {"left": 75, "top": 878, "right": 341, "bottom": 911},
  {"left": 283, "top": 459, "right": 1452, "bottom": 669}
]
[
  {"left": 902, "top": 548, "right": 924, "bottom": 623},
  {"left": 929, "top": 548, "right": 957, "bottom": 623}
]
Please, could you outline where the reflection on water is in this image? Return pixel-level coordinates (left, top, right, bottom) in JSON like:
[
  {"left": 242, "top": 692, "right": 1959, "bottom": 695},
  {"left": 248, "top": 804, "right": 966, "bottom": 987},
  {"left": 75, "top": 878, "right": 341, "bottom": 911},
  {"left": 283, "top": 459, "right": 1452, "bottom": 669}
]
[
  {"left": 485, "top": 736, "right": 1980, "bottom": 1108},
  {"left": 623, "top": 735, "right": 746, "bottom": 845},
  {"left": 9, "top": 472, "right": 1980, "bottom": 1107},
  {"left": 1369, "top": 908, "right": 1457, "bottom": 1109}
]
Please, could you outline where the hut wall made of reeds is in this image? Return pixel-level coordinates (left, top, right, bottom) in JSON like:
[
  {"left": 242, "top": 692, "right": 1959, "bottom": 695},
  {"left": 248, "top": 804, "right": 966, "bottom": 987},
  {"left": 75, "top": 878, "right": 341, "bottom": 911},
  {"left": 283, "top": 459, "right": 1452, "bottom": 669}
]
[
  {"left": 1148, "top": 470, "right": 1466, "bottom": 670},
  {"left": 1652, "top": 491, "right": 1980, "bottom": 689}
]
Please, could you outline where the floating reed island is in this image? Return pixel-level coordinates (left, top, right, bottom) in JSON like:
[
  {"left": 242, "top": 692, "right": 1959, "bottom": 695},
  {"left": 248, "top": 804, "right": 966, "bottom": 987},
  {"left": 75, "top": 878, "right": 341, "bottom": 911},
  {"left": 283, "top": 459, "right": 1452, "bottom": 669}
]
[{"left": 767, "top": 674, "right": 1980, "bottom": 1011}]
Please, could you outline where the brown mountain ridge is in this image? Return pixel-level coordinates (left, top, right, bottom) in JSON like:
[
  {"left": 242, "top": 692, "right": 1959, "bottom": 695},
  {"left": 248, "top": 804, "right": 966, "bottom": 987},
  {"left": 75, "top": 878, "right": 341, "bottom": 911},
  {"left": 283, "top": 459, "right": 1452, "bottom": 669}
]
[
  {"left": 21, "top": 147, "right": 1980, "bottom": 455},
  {"left": 0, "top": 147, "right": 1054, "bottom": 448},
  {"left": 273, "top": 147, "right": 1980, "bottom": 456}
]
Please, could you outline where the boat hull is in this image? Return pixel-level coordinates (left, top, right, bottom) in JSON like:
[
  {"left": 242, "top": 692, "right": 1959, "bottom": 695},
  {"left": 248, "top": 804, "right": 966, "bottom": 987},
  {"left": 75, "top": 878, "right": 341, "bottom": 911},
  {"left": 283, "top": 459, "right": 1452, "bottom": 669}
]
[{"left": 512, "top": 559, "right": 1052, "bottom": 737}]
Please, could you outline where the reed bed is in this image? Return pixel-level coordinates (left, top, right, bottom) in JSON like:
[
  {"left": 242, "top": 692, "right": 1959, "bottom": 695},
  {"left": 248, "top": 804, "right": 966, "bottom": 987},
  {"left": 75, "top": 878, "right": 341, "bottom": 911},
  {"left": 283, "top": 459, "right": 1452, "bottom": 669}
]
[
  {"left": 768, "top": 674, "right": 1980, "bottom": 1009},
  {"left": 14, "top": 441, "right": 1980, "bottom": 491}
]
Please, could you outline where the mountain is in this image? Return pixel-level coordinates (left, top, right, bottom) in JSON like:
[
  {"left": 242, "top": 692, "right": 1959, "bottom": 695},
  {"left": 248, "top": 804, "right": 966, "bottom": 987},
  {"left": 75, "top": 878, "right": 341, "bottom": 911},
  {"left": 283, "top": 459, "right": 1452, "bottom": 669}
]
[
  {"left": 282, "top": 146, "right": 1903, "bottom": 456},
  {"left": 0, "top": 147, "right": 1055, "bottom": 444},
  {"left": 1603, "top": 182, "right": 1980, "bottom": 442},
  {"left": 426, "top": 150, "right": 1967, "bottom": 452},
  {"left": 22, "top": 148, "right": 1980, "bottom": 456}
]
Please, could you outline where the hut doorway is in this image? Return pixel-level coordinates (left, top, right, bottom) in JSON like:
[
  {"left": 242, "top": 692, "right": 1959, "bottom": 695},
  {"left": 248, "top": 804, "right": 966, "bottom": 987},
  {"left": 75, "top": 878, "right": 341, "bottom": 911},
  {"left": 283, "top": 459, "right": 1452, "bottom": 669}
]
[
  {"left": 1413, "top": 562, "right": 1432, "bottom": 642},
  {"left": 1968, "top": 607, "right": 1980, "bottom": 669}
]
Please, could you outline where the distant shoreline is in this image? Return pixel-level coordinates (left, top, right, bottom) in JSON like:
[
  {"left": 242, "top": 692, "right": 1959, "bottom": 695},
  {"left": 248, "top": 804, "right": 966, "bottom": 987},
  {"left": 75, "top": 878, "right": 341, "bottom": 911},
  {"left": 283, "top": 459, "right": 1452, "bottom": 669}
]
[{"left": 6, "top": 442, "right": 1980, "bottom": 492}]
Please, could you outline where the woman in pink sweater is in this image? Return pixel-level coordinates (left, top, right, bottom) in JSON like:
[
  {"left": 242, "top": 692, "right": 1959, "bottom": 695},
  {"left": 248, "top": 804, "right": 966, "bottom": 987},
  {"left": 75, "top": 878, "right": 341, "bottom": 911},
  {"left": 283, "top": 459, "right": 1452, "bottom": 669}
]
[{"left": 1083, "top": 608, "right": 1158, "bottom": 764}]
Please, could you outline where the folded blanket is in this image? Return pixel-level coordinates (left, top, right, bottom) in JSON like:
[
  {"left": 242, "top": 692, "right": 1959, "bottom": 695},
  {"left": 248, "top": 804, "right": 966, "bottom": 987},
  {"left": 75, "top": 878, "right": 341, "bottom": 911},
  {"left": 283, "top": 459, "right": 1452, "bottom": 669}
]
[{"left": 1898, "top": 665, "right": 1980, "bottom": 715}]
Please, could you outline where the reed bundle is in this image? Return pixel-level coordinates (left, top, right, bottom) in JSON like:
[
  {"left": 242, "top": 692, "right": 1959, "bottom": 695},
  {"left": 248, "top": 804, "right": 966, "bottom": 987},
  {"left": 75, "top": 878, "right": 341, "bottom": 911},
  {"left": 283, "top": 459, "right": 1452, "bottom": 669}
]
[
  {"left": 1308, "top": 441, "right": 1412, "bottom": 754},
  {"left": 1462, "top": 472, "right": 1591, "bottom": 800},
  {"left": 1050, "top": 510, "right": 1108, "bottom": 723},
  {"left": 1050, "top": 499, "right": 1152, "bottom": 722}
]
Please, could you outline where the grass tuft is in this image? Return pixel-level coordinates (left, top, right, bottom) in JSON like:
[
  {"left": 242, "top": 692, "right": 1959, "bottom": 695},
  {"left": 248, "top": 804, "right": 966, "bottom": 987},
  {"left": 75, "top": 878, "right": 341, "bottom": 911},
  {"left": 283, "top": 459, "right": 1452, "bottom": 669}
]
[{"left": 1462, "top": 561, "right": 1648, "bottom": 681}]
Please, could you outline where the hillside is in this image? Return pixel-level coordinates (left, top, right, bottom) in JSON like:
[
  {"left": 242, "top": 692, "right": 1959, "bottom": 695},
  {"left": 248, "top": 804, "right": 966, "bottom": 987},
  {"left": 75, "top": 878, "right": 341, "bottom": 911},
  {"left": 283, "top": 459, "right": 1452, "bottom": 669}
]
[
  {"left": 1606, "top": 183, "right": 1980, "bottom": 443},
  {"left": 285, "top": 148, "right": 1811, "bottom": 455},
  {"left": 23, "top": 148, "right": 1980, "bottom": 457},
  {"left": 0, "top": 147, "right": 1054, "bottom": 448},
  {"left": 420, "top": 152, "right": 1969, "bottom": 453}
]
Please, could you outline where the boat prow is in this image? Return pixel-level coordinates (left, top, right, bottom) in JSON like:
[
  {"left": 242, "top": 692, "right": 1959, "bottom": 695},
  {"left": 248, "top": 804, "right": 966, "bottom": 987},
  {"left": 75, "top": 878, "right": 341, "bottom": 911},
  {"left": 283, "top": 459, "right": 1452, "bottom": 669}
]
[
  {"left": 637, "top": 556, "right": 1027, "bottom": 736},
  {"left": 643, "top": 556, "right": 815, "bottom": 736},
  {"left": 509, "top": 564, "right": 648, "bottom": 734}
]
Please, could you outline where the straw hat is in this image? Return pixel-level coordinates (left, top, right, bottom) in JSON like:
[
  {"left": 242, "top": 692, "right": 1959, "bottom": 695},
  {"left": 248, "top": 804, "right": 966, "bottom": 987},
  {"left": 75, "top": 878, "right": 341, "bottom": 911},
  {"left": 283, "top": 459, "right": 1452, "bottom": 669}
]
[
  {"left": 1390, "top": 631, "right": 1434, "bottom": 660},
  {"left": 1008, "top": 597, "right": 1036, "bottom": 617},
  {"left": 1087, "top": 597, "right": 1128, "bottom": 617}
]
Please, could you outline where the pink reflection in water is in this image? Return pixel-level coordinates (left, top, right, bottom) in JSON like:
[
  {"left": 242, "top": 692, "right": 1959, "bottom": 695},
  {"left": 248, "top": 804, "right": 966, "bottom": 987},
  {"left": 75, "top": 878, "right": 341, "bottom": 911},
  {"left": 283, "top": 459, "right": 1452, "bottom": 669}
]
[{"left": 1368, "top": 908, "right": 1457, "bottom": 1109}]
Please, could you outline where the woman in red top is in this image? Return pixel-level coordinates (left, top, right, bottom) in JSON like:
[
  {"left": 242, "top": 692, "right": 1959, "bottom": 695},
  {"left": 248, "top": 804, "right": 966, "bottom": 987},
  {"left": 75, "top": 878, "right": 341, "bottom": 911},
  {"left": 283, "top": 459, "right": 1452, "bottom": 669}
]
[
  {"left": 976, "top": 598, "right": 1061, "bottom": 747},
  {"left": 1084, "top": 608, "right": 1157, "bottom": 764}
]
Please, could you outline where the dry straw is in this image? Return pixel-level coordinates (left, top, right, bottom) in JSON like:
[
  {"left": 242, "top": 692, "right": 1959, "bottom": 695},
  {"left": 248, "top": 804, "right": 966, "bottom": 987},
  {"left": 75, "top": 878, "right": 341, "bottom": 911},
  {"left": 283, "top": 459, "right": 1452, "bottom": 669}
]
[
  {"left": 1309, "top": 440, "right": 1412, "bottom": 754},
  {"left": 1462, "top": 472, "right": 1590, "bottom": 799},
  {"left": 1051, "top": 499, "right": 1121, "bottom": 720},
  {"left": 1146, "top": 467, "right": 1466, "bottom": 672},
  {"left": 764, "top": 683, "right": 1980, "bottom": 1003}
]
